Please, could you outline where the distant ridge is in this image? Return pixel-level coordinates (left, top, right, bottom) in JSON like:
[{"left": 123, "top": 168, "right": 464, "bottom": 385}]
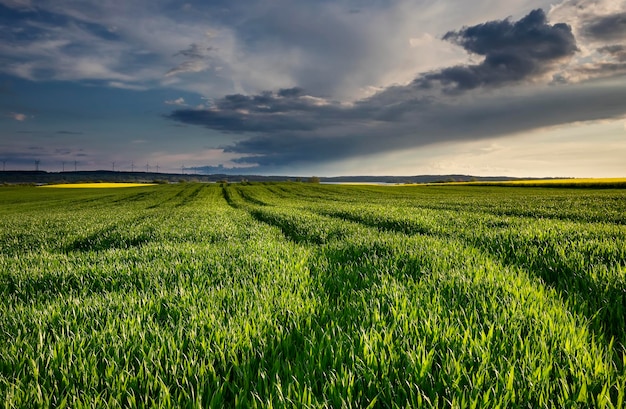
[
  {"left": 320, "top": 174, "right": 523, "bottom": 184},
  {"left": 0, "top": 170, "right": 551, "bottom": 185}
]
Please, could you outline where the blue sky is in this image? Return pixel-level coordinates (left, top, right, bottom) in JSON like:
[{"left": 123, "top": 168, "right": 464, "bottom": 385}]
[{"left": 1, "top": 0, "right": 625, "bottom": 177}]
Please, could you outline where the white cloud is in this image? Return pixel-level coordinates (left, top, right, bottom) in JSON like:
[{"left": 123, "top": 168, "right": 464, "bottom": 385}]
[
  {"left": 0, "top": 1, "right": 228, "bottom": 94},
  {"left": 108, "top": 81, "right": 148, "bottom": 91},
  {"left": 165, "top": 61, "right": 208, "bottom": 77},
  {"left": 0, "top": 19, "right": 139, "bottom": 83},
  {"left": 164, "top": 97, "right": 187, "bottom": 106}
]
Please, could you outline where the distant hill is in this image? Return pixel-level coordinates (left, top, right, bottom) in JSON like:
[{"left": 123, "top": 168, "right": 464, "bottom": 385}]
[
  {"left": 0, "top": 171, "right": 263, "bottom": 184},
  {"left": 319, "top": 175, "right": 522, "bottom": 184},
  {"left": 0, "top": 170, "right": 537, "bottom": 185}
]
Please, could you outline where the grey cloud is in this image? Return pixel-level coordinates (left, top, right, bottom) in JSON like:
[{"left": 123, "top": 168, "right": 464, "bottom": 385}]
[
  {"left": 583, "top": 12, "right": 626, "bottom": 41},
  {"left": 0, "top": 145, "right": 89, "bottom": 168},
  {"left": 170, "top": 77, "right": 626, "bottom": 170},
  {"left": 277, "top": 87, "right": 306, "bottom": 98},
  {"left": 233, "top": 1, "right": 386, "bottom": 98},
  {"left": 598, "top": 45, "right": 626, "bottom": 61},
  {"left": 167, "top": 87, "right": 353, "bottom": 133},
  {"left": 165, "top": 60, "right": 206, "bottom": 77},
  {"left": 575, "top": 62, "right": 626, "bottom": 77},
  {"left": 166, "top": 43, "right": 214, "bottom": 77},
  {"left": 573, "top": 44, "right": 626, "bottom": 78},
  {"left": 220, "top": 81, "right": 626, "bottom": 169},
  {"left": 225, "top": 136, "right": 358, "bottom": 167},
  {"left": 168, "top": 107, "right": 315, "bottom": 133},
  {"left": 189, "top": 165, "right": 249, "bottom": 175},
  {"left": 417, "top": 9, "right": 577, "bottom": 90},
  {"left": 56, "top": 130, "right": 83, "bottom": 135},
  {"left": 174, "top": 43, "right": 208, "bottom": 59}
]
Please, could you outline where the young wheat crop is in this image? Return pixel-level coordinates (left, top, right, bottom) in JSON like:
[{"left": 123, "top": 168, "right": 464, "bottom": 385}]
[{"left": 1, "top": 183, "right": 625, "bottom": 407}]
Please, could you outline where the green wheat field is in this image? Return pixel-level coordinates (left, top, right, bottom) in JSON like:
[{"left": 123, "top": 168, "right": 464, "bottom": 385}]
[{"left": 1, "top": 182, "right": 625, "bottom": 408}]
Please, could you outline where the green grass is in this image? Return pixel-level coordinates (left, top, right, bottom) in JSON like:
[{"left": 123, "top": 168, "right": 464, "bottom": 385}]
[{"left": 1, "top": 183, "right": 625, "bottom": 407}]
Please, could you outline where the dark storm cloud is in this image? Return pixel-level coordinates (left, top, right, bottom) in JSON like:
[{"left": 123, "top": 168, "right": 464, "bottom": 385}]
[
  {"left": 417, "top": 9, "right": 577, "bottom": 90},
  {"left": 167, "top": 87, "right": 354, "bottom": 133},
  {"left": 277, "top": 87, "right": 306, "bottom": 98},
  {"left": 220, "top": 82, "right": 626, "bottom": 168},
  {"left": 169, "top": 107, "right": 314, "bottom": 133},
  {"left": 169, "top": 76, "right": 626, "bottom": 169},
  {"left": 583, "top": 12, "right": 626, "bottom": 41},
  {"left": 167, "top": 9, "right": 626, "bottom": 170}
]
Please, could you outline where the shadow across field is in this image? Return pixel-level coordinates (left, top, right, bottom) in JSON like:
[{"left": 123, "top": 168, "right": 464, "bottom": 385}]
[
  {"left": 65, "top": 216, "right": 155, "bottom": 252},
  {"left": 204, "top": 236, "right": 428, "bottom": 406}
]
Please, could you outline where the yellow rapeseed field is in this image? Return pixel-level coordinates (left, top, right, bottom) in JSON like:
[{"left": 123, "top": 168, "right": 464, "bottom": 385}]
[
  {"left": 429, "top": 178, "right": 626, "bottom": 187},
  {"left": 40, "top": 183, "right": 157, "bottom": 188}
]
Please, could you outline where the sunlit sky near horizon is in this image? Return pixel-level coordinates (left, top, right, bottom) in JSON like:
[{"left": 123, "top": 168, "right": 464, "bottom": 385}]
[{"left": 1, "top": 0, "right": 625, "bottom": 177}]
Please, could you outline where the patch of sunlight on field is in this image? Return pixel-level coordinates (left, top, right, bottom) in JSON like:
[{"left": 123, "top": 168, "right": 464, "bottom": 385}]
[{"left": 40, "top": 183, "right": 157, "bottom": 188}]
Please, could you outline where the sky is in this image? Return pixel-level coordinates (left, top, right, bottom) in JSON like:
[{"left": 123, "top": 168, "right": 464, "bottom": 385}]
[{"left": 1, "top": 0, "right": 625, "bottom": 177}]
